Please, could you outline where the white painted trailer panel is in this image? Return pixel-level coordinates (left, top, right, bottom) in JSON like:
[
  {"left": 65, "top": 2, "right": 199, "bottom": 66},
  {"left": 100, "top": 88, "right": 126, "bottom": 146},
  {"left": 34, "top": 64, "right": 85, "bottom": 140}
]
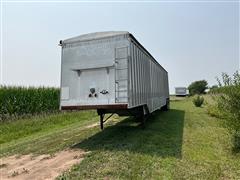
[{"left": 60, "top": 33, "right": 129, "bottom": 107}]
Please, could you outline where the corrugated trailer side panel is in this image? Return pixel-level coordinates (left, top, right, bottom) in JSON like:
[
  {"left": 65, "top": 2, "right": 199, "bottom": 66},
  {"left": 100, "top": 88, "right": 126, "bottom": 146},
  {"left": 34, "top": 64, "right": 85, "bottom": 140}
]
[
  {"left": 165, "top": 72, "right": 169, "bottom": 98},
  {"left": 128, "top": 40, "right": 168, "bottom": 113},
  {"left": 129, "top": 41, "right": 151, "bottom": 110}
]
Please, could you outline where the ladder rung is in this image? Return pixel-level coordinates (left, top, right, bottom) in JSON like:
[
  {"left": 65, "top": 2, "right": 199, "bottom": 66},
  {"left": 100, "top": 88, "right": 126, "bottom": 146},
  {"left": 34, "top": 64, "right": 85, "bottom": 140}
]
[
  {"left": 116, "top": 97, "right": 128, "bottom": 101},
  {"left": 116, "top": 101, "right": 128, "bottom": 103},
  {"left": 115, "top": 79, "right": 128, "bottom": 82},
  {"left": 115, "top": 57, "right": 128, "bottom": 60},
  {"left": 116, "top": 68, "right": 128, "bottom": 70},
  {"left": 116, "top": 90, "right": 127, "bottom": 92}
]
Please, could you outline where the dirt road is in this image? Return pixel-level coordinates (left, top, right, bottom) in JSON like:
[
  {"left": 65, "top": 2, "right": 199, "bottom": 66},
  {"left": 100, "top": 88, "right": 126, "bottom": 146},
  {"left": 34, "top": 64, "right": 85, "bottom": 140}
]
[{"left": 0, "top": 150, "right": 87, "bottom": 180}]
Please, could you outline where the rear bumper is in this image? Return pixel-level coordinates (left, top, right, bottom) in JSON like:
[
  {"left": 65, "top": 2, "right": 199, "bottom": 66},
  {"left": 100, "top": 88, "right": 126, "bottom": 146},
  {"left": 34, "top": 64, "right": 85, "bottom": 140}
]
[{"left": 61, "top": 104, "right": 128, "bottom": 110}]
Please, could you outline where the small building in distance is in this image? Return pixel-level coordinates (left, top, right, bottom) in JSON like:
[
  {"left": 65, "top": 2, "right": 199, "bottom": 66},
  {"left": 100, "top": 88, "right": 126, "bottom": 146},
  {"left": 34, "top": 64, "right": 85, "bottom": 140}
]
[{"left": 175, "top": 87, "right": 188, "bottom": 96}]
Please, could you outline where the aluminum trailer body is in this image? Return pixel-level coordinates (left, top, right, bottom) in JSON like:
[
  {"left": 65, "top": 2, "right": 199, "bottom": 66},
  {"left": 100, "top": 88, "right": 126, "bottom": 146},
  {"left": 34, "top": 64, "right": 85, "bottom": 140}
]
[{"left": 60, "top": 31, "right": 169, "bottom": 129}]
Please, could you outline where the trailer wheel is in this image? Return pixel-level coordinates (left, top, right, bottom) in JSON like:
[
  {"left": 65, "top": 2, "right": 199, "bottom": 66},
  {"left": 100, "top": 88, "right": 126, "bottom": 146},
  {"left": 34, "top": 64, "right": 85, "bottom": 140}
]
[
  {"left": 162, "top": 99, "right": 170, "bottom": 111},
  {"left": 141, "top": 115, "right": 146, "bottom": 129}
]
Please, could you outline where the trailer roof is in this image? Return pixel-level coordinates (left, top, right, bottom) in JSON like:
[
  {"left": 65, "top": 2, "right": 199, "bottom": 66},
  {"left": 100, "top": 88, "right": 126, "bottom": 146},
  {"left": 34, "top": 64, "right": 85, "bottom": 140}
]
[
  {"left": 63, "top": 31, "right": 128, "bottom": 44},
  {"left": 61, "top": 31, "right": 167, "bottom": 73}
]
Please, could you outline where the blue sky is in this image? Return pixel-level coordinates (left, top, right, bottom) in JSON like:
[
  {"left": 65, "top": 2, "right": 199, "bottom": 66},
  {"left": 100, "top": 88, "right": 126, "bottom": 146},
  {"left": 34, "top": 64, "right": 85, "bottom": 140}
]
[{"left": 1, "top": 1, "right": 239, "bottom": 94}]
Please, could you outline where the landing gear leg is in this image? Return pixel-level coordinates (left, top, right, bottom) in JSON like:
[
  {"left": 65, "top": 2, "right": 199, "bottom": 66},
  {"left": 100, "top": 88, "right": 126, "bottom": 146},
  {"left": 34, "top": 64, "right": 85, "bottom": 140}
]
[
  {"left": 97, "top": 109, "right": 105, "bottom": 130},
  {"left": 97, "top": 109, "right": 114, "bottom": 130},
  {"left": 100, "top": 113, "right": 104, "bottom": 130}
]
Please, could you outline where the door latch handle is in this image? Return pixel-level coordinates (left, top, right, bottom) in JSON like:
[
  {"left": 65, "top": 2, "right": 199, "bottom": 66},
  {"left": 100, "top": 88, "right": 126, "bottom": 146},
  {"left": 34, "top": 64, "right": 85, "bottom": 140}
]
[{"left": 100, "top": 90, "right": 109, "bottom": 94}]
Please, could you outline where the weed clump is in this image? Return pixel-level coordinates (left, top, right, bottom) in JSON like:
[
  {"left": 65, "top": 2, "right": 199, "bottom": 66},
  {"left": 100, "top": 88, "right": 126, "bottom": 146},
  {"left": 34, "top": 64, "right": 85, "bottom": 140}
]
[
  {"left": 212, "top": 71, "right": 240, "bottom": 152},
  {"left": 192, "top": 95, "right": 204, "bottom": 107}
]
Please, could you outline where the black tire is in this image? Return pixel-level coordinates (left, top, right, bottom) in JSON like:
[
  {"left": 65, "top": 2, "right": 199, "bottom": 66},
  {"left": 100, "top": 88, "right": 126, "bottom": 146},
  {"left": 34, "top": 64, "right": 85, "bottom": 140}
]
[
  {"left": 141, "top": 115, "right": 146, "bottom": 129},
  {"left": 162, "top": 99, "right": 170, "bottom": 111}
]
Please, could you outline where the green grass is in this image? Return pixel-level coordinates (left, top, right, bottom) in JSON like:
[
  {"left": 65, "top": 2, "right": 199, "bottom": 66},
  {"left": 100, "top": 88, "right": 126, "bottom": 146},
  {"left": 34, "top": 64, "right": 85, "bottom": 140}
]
[
  {"left": 0, "top": 111, "right": 97, "bottom": 144},
  {"left": 0, "top": 111, "right": 99, "bottom": 156},
  {"left": 1, "top": 97, "right": 240, "bottom": 179}
]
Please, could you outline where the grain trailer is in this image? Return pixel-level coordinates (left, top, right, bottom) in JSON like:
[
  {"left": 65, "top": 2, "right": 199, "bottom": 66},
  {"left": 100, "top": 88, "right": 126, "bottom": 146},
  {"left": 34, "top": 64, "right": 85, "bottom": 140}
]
[
  {"left": 175, "top": 87, "right": 188, "bottom": 96},
  {"left": 59, "top": 31, "right": 169, "bottom": 129}
]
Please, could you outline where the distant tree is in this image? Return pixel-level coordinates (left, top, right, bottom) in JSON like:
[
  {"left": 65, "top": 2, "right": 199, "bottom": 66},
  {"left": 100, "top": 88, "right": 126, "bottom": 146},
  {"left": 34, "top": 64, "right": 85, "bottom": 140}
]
[{"left": 188, "top": 80, "right": 208, "bottom": 95}]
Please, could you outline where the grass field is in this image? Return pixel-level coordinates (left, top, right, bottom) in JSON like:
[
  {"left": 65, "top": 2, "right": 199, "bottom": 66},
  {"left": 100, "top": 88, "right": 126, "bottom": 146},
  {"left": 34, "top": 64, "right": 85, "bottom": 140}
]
[{"left": 1, "top": 97, "right": 240, "bottom": 179}]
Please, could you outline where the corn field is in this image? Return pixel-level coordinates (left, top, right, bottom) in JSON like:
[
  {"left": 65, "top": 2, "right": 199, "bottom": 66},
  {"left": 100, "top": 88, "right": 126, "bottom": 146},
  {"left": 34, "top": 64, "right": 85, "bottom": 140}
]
[{"left": 0, "top": 86, "right": 60, "bottom": 120}]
